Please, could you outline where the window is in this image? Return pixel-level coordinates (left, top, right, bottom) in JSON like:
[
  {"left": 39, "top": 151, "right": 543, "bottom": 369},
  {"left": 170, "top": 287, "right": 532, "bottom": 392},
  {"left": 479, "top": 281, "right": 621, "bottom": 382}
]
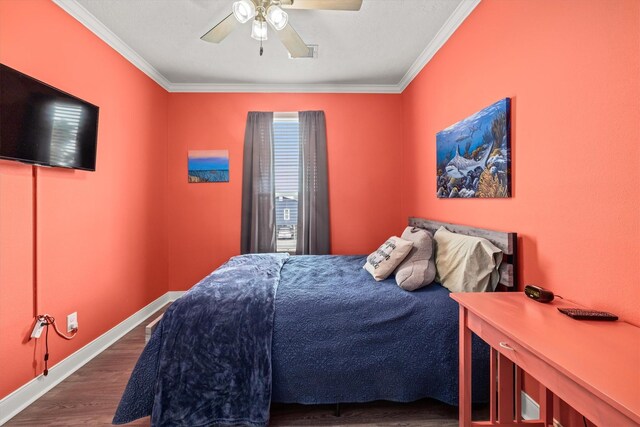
[
  {"left": 273, "top": 112, "right": 299, "bottom": 253},
  {"left": 241, "top": 111, "right": 328, "bottom": 255}
]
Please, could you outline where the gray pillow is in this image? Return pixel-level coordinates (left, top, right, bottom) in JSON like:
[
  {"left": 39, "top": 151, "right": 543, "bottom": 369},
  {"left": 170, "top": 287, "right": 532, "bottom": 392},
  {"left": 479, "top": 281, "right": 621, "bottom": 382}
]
[{"left": 394, "top": 227, "right": 436, "bottom": 291}]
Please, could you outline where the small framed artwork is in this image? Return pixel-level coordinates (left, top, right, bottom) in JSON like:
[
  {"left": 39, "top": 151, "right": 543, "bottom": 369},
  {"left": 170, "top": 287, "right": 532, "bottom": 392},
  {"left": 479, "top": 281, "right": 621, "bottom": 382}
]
[
  {"left": 188, "top": 150, "right": 229, "bottom": 183},
  {"left": 436, "top": 98, "right": 511, "bottom": 198}
]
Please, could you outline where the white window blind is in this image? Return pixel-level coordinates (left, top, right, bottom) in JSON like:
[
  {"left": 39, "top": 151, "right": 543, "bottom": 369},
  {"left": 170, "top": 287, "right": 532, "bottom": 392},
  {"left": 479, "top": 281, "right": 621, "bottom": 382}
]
[{"left": 273, "top": 113, "right": 299, "bottom": 253}]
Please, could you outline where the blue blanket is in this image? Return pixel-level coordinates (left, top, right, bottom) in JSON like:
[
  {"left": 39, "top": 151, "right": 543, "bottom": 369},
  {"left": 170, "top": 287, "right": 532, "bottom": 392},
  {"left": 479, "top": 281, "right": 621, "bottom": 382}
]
[
  {"left": 271, "top": 255, "right": 489, "bottom": 405},
  {"left": 114, "top": 254, "right": 489, "bottom": 426},
  {"left": 113, "top": 253, "right": 288, "bottom": 426}
]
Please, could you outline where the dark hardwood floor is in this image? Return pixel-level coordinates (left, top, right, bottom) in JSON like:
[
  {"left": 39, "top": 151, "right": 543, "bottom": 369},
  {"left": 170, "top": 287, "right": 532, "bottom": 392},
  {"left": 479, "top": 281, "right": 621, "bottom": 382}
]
[{"left": 6, "top": 307, "right": 487, "bottom": 426}]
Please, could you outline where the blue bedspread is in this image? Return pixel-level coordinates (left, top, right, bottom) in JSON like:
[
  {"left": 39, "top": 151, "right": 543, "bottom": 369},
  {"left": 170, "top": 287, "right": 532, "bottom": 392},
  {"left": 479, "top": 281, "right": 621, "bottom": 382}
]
[
  {"left": 271, "top": 255, "right": 489, "bottom": 405},
  {"left": 114, "top": 253, "right": 288, "bottom": 426},
  {"left": 114, "top": 254, "right": 489, "bottom": 426}
]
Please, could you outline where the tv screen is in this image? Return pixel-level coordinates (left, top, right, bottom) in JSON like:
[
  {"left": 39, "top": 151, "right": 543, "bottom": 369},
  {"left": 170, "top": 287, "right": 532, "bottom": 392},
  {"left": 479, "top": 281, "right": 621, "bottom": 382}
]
[{"left": 0, "top": 64, "right": 99, "bottom": 171}]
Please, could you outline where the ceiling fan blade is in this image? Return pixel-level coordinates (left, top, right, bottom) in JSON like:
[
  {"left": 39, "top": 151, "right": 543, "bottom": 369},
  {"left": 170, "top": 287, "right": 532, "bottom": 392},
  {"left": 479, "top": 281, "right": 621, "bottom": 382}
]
[
  {"left": 280, "top": 0, "right": 362, "bottom": 10},
  {"left": 274, "top": 23, "right": 313, "bottom": 58},
  {"left": 201, "top": 13, "right": 239, "bottom": 43}
]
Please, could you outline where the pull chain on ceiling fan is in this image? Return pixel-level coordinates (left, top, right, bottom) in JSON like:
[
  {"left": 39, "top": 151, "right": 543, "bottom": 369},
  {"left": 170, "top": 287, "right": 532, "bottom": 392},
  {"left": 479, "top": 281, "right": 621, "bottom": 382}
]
[{"left": 201, "top": 0, "right": 363, "bottom": 57}]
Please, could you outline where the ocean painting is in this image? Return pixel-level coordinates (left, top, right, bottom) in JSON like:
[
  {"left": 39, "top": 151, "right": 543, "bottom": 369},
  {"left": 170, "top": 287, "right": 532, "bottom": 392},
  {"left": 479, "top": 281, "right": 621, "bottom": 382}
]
[
  {"left": 436, "top": 98, "right": 511, "bottom": 198},
  {"left": 188, "top": 150, "right": 229, "bottom": 183}
]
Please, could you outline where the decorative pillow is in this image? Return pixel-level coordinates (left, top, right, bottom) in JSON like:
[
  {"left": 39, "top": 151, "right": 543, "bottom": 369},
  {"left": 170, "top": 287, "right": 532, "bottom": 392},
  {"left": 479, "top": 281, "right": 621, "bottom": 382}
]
[
  {"left": 434, "top": 227, "right": 503, "bottom": 293},
  {"left": 394, "top": 227, "right": 436, "bottom": 291},
  {"left": 364, "top": 236, "right": 413, "bottom": 281}
]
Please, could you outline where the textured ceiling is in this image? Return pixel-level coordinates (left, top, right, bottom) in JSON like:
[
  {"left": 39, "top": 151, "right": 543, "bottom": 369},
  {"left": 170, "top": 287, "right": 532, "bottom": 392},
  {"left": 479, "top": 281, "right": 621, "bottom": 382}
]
[{"left": 60, "top": 0, "right": 479, "bottom": 91}]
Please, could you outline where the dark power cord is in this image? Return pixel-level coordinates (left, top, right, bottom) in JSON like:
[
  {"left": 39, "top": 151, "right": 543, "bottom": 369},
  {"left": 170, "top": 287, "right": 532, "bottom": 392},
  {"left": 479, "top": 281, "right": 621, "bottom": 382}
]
[
  {"left": 44, "top": 318, "right": 50, "bottom": 376},
  {"left": 36, "top": 315, "right": 78, "bottom": 376}
]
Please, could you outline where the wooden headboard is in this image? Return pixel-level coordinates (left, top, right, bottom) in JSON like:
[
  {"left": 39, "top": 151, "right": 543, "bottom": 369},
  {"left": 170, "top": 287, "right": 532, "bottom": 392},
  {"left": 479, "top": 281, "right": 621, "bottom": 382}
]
[{"left": 408, "top": 217, "right": 518, "bottom": 290}]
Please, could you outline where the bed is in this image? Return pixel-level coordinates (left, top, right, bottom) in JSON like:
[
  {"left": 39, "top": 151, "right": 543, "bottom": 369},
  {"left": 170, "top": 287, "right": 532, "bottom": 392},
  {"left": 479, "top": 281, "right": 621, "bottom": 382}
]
[{"left": 113, "top": 218, "right": 517, "bottom": 426}]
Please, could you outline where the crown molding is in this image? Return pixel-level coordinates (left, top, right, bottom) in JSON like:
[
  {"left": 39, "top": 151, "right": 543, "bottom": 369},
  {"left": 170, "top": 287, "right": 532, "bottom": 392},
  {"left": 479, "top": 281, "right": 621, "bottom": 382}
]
[
  {"left": 397, "top": 0, "right": 481, "bottom": 92},
  {"left": 53, "top": 0, "right": 480, "bottom": 94},
  {"left": 52, "top": 0, "right": 172, "bottom": 90},
  {"left": 165, "top": 82, "right": 402, "bottom": 94}
]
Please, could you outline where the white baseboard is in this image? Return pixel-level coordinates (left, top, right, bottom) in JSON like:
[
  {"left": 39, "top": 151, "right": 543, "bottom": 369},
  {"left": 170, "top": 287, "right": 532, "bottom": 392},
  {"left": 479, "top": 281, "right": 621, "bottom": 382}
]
[
  {"left": 521, "top": 390, "right": 565, "bottom": 427},
  {"left": 521, "top": 390, "right": 540, "bottom": 420},
  {"left": 0, "top": 290, "right": 185, "bottom": 425},
  {"left": 166, "top": 290, "right": 186, "bottom": 301}
]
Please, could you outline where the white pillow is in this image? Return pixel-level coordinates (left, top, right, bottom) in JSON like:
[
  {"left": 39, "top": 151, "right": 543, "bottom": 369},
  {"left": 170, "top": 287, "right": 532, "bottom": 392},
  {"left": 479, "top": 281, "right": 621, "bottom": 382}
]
[
  {"left": 434, "top": 227, "right": 503, "bottom": 293},
  {"left": 364, "top": 236, "right": 413, "bottom": 281}
]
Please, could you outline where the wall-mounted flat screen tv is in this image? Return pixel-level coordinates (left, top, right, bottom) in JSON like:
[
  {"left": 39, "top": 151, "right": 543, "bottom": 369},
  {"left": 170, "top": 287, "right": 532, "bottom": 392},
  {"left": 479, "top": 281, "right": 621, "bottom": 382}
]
[{"left": 0, "top": 64, "right": 99, "bottom": 171}]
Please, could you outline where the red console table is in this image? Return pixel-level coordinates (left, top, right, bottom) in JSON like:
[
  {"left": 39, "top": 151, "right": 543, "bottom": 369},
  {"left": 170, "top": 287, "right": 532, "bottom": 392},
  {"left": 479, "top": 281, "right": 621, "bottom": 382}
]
[{"left": 451, "top": 292, "right": 640, "bottom": 426}]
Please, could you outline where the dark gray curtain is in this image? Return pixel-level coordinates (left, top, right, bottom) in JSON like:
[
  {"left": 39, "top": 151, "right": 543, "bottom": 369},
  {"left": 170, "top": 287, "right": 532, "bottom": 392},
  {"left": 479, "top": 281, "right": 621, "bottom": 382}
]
[
  {"left": 241, "top": 112, "right": 276, "bottom": 254},
  {"left": 297, "top": 111, "right": 330, "bottom": 255}
]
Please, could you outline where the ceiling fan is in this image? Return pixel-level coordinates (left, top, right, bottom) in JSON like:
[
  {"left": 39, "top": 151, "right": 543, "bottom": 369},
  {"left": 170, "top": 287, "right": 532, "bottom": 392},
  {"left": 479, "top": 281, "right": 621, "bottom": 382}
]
[{"left": 201, "top": 0, "right": 363, "bottom": 57}]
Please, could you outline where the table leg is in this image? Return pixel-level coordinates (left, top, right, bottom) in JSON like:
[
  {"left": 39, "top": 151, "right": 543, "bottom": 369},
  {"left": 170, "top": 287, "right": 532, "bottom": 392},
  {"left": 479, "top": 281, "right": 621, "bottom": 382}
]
[
  {"left": 539, "top": 385, "right": 554, "bottom": 427},
  {"left": 459, "top": 305, "right": 472, "bottom": 427},
  {"left": 490, "top": 347, "right": 497, "bottom": 423},
  {"left": 498, "top": 353, "right": 515, "bottom": 423},
  {"left": 515, "top": 365, "right": 522, "bottom": 422}
]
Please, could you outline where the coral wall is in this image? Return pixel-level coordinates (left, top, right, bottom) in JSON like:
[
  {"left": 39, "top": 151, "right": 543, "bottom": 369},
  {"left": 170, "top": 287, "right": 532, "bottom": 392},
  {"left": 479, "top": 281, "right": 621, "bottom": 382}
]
[
  {"left": 167, "top": 93, "right": 404, "bottom": 290},
  {"left": 401, "top": 0, "right": 639, "bottom": 323},
  {"left": 0, "top": 0, "right": 169, "bottom": 399}
]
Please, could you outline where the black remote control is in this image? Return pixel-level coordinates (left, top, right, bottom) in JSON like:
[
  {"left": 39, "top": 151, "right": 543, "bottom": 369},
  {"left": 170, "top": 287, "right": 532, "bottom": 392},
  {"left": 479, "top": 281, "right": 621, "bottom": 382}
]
[{"left": 558, "top": 308, "right": 618, "bottom": 321}]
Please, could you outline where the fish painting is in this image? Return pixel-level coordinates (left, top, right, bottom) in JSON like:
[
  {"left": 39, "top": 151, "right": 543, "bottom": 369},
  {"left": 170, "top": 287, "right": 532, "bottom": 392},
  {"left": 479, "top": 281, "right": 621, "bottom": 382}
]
[
  {"left": 445, "top": 144, "right": 492, "bottom": 179},
  {"left": 436, "top": 99, "right": 511, "bottom": 198}
]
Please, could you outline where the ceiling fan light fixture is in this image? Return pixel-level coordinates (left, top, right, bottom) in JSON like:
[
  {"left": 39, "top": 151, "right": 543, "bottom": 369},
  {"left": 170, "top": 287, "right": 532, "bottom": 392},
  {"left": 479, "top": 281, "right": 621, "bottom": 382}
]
[
  {"left": 232, "top": 0, "right": 256, "bottom": 24},
  {"left": 266, "top": 5, "right": 288, "bottom": 31},
  {"left": 251, "top": 19, "right": 268, "bottom": 41}
]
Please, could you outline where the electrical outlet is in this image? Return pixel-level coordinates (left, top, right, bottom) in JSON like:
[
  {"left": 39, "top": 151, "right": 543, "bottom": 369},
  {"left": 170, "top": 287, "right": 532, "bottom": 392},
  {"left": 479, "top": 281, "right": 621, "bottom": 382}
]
[
  {"left": 67, "top": 312, "right": 78, "bottom": 333},
  {"left": 30, "top": 317, "right": 46, "bottom": 339}
]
